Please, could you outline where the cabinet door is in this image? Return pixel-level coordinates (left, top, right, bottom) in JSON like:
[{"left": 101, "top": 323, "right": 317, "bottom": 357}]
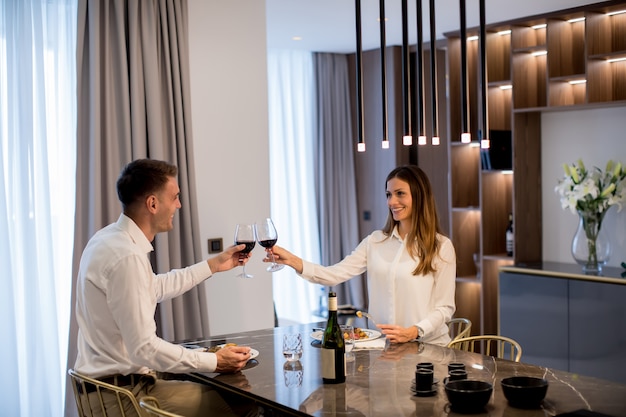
[
  {"left": 499, "top": 273, "right": 568, "bottom": 370},
  {"left": 569, "top": 280, "right": 626, "bottom": 385}
]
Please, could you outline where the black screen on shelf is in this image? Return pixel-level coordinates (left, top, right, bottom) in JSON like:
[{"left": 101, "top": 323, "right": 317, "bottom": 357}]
[{"left": 487, "top": 130, "right": 512, "bottom": 170}]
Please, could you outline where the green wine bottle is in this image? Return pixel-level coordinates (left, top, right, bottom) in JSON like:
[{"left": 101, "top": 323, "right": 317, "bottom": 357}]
[{"left": 321, "top": 291, "right": 345, "bottom": 384}]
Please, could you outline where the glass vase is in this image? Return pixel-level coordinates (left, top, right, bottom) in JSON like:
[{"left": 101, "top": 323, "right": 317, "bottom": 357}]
[{"left": 571, "top": 210, "right": 611, "bottom": 274}]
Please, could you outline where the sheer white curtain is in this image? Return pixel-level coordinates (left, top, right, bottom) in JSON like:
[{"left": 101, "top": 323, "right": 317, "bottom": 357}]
[
  {"left": 267, "top": 50, "right": 323, "bottom": 324},
  {"left": 0, "top": 0, "right": 77, "bottom": 415}
]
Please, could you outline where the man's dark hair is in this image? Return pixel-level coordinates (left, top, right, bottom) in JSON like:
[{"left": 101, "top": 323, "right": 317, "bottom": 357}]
[{"left": 116, "top": 159, "right": 178, "bottom": 211}]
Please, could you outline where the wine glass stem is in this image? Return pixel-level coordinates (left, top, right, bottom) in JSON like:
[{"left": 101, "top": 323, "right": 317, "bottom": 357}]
[
  {"left": 238, "top": 253, "right": 252, "bottom": 277},
  {"left": 269, "top": 248, "right": 277, "bottom": 265},
  {"left": 242, "top": 264, "right": 252, "bottom": 278}
]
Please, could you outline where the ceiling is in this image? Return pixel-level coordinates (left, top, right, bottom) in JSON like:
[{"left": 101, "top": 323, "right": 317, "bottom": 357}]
[{"left": 265, "top": 0, "right": 605, "bottom": 53}]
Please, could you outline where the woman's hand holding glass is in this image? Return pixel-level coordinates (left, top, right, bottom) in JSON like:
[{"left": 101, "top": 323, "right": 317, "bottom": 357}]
[{"left": 256, "top": 218, "right": 284, "bottom": 272}]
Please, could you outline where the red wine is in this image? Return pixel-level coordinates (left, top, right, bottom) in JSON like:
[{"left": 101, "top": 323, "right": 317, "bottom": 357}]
[
  {"left": 259, "top": 238, "right": 277, "bottom": 248},
  {"left": 236, "top": 240, "right": 256, "bottom": 253}
]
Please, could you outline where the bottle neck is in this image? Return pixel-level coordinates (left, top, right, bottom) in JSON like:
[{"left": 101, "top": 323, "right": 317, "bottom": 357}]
[{"left": 328, "top": 295, "right": 338, "bottom": 312}]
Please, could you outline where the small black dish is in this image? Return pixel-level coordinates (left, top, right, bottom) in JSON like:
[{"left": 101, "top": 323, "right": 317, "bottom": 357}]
[
  {"left": 411, "top": 386, "right": 437, "bottom": 397},
  {"left": 501, "top": 376, "right": 548, "bottom": 409}
]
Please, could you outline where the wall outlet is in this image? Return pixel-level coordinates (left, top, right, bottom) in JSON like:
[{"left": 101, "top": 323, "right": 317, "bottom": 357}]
[{"left": 208, "top": 238, "right": 223, "bottom": 254}]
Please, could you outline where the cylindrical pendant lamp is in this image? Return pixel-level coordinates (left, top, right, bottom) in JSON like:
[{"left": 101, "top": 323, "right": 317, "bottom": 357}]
[
  {"left": 415, "top": 0, "right": 426, "bottom": 145},
  {"left": 460, "top": 0, "right": 471, "bottom": 143},
  {"left": 355, "top": 0, "right": 365, "bottom": 152},
  {"left": 401, "top": 0, "right": 412, "bottom": 146},
  {"left": 380, "top": 0, "right": 389, "bottom": 149},
  {"left": 429, "top": 0, "right": 440, "bottom": 145},
  {"left": 479, "top": 0, "right": 489, "bottom": 149}
]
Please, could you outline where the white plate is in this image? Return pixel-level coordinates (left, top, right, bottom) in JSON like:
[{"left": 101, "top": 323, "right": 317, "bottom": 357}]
[
  {"left": 217, "top": 344, "right": 259, "bottom": 360},
  {"left": 195, "top": 343, "right": 259, "bottom": 360},
  {"left": 310, "top": 329, "right": 382, "bottom": 343}
]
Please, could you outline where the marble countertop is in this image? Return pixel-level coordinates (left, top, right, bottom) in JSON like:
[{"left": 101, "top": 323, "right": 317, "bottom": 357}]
[
  {"left": 500, "top": 261, "right": 626, "bottom": 285},
  {"left": 183, "top": 324, "right": 626, "bottom": 417}
]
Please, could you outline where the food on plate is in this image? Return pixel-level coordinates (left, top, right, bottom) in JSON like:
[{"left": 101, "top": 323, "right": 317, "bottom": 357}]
[
  {"left": 344, "top": 328, "right": 368, "bottom": 340},
  {"left": 206, "top": 343, "right": 237, "bottom": 353}
]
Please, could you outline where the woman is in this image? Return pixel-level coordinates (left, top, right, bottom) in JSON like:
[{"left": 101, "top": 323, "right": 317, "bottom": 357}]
[{"left": 268, "top": 165, "right": 456, "bottom": 346}]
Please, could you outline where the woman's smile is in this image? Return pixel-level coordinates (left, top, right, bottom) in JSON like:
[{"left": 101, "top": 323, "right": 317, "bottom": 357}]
[{"left": 391, "top": 206, "right": 406, "bottom": 216}]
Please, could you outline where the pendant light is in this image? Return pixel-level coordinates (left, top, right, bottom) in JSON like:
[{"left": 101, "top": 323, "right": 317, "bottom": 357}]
[
  {"left": 415, "top": 0, "right": 426, "bottom": 146},
  {"left": 355, "top": 0, "right": 365, "bottom": 152},
  {"left": 380, "top": 0, "right": 390, "bottom": 149},
  {"left": 401, "top": 0, "right": 412, "bottom": 146},
  {"left": 479, "top": 0, "right": 490, "bottom": 149},
  {"left": 429, "top": 0, "right": 440, "bottom": 145},
  {"left": 460, "top": 0, "right": 471, "bottom": 143}
]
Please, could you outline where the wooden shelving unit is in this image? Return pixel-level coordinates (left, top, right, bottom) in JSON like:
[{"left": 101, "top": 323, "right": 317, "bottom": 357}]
[
  {"left": 587, "top": 10, "right": 626, "bottom": 102},
  {"left": 445, "top": 0, "right": 626, "bottom": 336}
]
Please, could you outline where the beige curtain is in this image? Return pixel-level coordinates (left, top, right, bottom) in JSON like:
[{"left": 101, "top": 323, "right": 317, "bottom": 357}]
[{"left": 66, "top": 0, "right": 205, "bottom": 415}]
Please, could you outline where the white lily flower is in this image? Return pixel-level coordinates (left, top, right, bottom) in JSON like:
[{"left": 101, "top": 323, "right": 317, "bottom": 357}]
[{"left": 555, "top": 159, "right": 626, "bottom": 217}]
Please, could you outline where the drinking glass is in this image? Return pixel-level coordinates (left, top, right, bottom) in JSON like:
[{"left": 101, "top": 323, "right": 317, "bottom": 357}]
[
  {"left": 234, "top": 223, "right": 256, "bottom": 278},
  {"left": 341, "top": 325, "right": 355, "bottom": 361},
  {"left": 282, "top": 333, "right": 303, "bottom": 361},
  {"left": 255, "top": 218, "right": 284, "bottom": 272}
]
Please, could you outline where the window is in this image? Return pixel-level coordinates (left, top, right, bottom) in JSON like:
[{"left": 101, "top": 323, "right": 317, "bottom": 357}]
[
  {"left": 0, "top": 0, "right": 77, "bottom": 414},
  {"left": 267, "top": 50, "right": 323, "bottom": 324}
]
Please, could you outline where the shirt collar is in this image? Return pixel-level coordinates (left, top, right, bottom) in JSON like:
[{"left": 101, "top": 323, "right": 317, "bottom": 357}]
[
  {"left": 391, "top": 225, "right": 403, "bottom": 241},
  {"left": 116, "top": 214, "right": 154, "bottom": 254}
]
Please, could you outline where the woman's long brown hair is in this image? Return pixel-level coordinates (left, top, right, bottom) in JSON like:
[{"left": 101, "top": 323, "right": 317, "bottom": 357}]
[{"left": 382, "top": 165, "right": 442, "bottom": 275}]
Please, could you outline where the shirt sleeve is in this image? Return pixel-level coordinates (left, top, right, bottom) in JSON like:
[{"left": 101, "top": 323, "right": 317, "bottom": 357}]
[
  {"left": 299, "top": 236, "right": 369, "bottom": 285},
  {"left": 416, "top": 237, "right": 457, "bottom": 338},
  {"left": 107, "top": 254, "right": 218, "bottom": 373},
  {"left": 153, "top": 260, "right": 212, "bottom": 302}
]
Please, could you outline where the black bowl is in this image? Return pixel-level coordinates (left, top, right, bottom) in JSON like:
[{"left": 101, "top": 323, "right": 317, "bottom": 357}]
[
  {"left": 445, "top": 380, "right": 493, "bottom": 413},
  {"left": 500, "top": 376, "right": 548, "bottom": 409}
]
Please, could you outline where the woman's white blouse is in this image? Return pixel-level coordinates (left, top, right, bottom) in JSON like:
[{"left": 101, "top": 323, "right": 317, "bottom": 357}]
[{"left": 300, "top": 227, "right": 456, "bottom": 345}]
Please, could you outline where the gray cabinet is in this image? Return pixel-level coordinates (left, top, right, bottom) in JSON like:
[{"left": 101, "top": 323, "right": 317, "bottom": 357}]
[{"left": 499, "top": 263, "right": 626, "bottom": 384}]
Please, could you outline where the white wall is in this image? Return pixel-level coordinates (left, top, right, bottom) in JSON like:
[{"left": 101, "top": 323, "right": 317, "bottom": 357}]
[
  {"left": 542, "top": 106, "right": 626, "bottom": 268},
  {"left": 187, "top": 0, "right": 275, "bottom": 335}
]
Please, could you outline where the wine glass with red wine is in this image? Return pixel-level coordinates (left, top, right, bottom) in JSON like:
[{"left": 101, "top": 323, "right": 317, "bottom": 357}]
[
  {"left": 234, "top": 223, "right": 256, "bottom": 278},
  {"left": 255, "top": 218, "right": 284, "bottom": 272}
]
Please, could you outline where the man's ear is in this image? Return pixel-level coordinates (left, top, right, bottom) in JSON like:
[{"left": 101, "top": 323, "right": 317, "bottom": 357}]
[{"left": 146, "top": 195, "right": 158, "bottom": 213}]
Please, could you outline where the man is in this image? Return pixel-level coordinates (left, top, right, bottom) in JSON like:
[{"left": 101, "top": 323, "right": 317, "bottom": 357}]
[{"left": 74, "top": 159, "right": 255, "bottom": 416}]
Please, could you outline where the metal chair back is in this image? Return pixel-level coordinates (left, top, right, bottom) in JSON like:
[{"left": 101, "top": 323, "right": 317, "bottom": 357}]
[
  {"left": 447, "top": 317, "right": 472, "bottom": 341},
  {"left": 68, "top": 369, "right": 143, "bottom": 417},
  {"left": 447, "top": 335, "right": 523, "bottom": 362}
]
